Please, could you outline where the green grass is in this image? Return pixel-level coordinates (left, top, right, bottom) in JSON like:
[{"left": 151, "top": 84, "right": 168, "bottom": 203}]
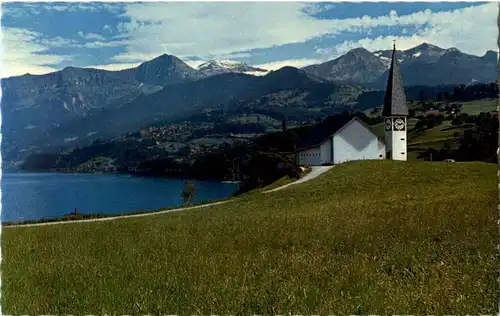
[
  {"left": 2, "top": 161, "right": 497, "bottom": 314},
  {"left": 409, "top": 121, "right": 457, "bottom": 143},
  {"left": 460, "top": 99, "right": 497, "bottom": 115},
  {"left": 259, "top": 168, "right": 312, "bottom": 191}
]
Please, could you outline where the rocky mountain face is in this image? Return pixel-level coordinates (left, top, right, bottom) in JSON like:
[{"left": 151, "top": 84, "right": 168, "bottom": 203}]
[
  {"left": 120, "top": 54, "right": 205, "bottom": 86},
  {"left": 197, "top": 60, "right": 268, "bottom": 77},
  {"left": 303, "top": 43, "right": 498, "bottom": 88},
  {"left": 302, "top": 47, "right": 387, "bottom": 84},
  {"left": 32, "top": 67, "right": 354, "bottom": 149}
]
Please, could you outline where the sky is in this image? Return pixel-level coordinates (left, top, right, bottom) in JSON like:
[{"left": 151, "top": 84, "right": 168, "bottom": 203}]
[{"left": 1, "top": 1, "right": 498, "bottom": 78}]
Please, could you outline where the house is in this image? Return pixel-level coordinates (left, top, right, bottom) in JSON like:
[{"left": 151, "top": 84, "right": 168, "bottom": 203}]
[
  {"left": 296, "top": 42, "right": 409, "bottom": 166},
  {"left": 296, "top": 115, "right": 386, "bottom": 166}
]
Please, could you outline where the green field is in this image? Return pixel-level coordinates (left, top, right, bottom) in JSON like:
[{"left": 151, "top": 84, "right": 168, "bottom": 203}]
[
  {"left": 408, "top": 121, "right": 464, "bottom": 144},
  {"left": 460, "top": 99, "right": 497, "bottom": 115},
  {"left": 3, "top": 161, "right": 497, "bottom": 314}
]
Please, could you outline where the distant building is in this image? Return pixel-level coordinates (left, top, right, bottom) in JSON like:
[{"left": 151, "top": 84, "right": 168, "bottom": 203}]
[{"left": 295, "top": 42, "right": 409, "bottom": 166}]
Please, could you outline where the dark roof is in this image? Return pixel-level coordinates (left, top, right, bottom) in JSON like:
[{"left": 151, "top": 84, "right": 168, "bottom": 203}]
[
  {"left": 382, "top": 44, "right": 408, "bottom": 117},
  {"left": 296, "top": 113, "right": 384, "bottom": 151}
]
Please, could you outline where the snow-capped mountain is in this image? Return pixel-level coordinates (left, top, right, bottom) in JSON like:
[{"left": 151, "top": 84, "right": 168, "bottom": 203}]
[
  {"left": 303, "top": 42, "right": 498, "bottom": 87},
  {"left": 373, "top": 43, "right": 447, "bottom": 66},
  {"left": 197, "top": 60, "right": 269, "bottom": 77}
]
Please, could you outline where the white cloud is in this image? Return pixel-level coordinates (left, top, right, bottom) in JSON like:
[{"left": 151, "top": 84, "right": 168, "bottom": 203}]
[
  {"left": 113, "top": 3, "right": 347, "bottom": 62},
  {"left": 255, "top": 58, "right": 323, "bottom": 71},
  {"left": 333, "top": 3, "right": 498, "bottom": 57},
  {"left": 184, "top": 60, "right": 206, "bottom": 69},
  {"left": 112, "top": 2, "right": 497, "bottom": 64},
  {"left": 77, "top": 31, "right": 106, "bottom": 41},
  {"left": 303, "top": 3, "right": 336, "bottom": 16},
  {"left": 1, "top": 28, "right": 67, "bottom": 78},
  {"left": 83, "top": 63, "right": 141, "bottom": 71}
]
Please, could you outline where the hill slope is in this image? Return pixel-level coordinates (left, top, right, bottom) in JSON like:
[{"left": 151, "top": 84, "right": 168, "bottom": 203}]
[
  {"left": 29, "top": 67, "right": 360, "bottom": 151},
  {"left": 3, "top": 161, "right": 497, "bottom": 314}
]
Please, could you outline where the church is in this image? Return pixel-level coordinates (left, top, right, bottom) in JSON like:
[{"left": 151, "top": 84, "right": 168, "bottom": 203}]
[{"left": 296, "top": 43, "right": 409, "bottom": 166}]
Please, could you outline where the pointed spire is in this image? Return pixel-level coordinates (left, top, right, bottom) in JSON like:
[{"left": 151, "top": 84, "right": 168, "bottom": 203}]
[{"left": 382, "top": 41, "right": 408, "bottom": 117}]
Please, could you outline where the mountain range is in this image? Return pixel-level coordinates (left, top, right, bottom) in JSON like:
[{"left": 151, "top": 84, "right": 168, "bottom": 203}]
[
  {"left": 1, "top": 42, "right": 497, "bottom": 164},
  {"left": 302, "top": 43, "right": 497, "bottom": 87}
]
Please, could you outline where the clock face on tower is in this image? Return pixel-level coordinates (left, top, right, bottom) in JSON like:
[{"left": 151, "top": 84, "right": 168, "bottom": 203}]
[
  {"left": 394, "top": 118, "right": 405, "bottom": 131},
  {"left": 384, "top": 118, "right": 392, "bottom": 131}
]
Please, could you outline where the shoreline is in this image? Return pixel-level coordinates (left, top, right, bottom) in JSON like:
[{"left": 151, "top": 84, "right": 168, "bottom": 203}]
[
  {"left": 3, "top": 167, "right": 318, "bottom": 227},
  {"left": 2, "top": 172, "right": 241, "bottom": 227},
  {"left": 2, "top": 197, "right": 235, "bottom": 227},
  {"left": 3, "top": 200, "right": 233, "bottom": 228}
]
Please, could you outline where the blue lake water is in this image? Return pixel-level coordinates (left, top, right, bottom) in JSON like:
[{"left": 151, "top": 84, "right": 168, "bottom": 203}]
[{"left": 1, "top": 172, "right": 239, "bottom": 223}]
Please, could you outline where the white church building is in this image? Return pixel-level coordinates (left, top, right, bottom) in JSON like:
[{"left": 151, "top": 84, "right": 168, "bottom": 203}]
[{"left": 296, "top": 43, "right": 408, "bottom": 166}]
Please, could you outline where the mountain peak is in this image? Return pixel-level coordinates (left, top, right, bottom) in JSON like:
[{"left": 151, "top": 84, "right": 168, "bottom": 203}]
[
  {"left": 347, "top": 47, "right": 371, "bottom": 54},
  {"left": 302, "top": 47, "right": 386, "bottom": 84},
  {"left": 197, "top": 59, "right": 268, "bottom": 76},
  {"left": 412, "top": 43, "right": 443, "bottom": 51}
]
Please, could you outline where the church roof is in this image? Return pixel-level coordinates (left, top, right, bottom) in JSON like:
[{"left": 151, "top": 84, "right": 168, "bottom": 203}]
[
  {"left": 382, "top": 43, "right": 408, "bottom": 117},
  {"left": 296, "top": 113, "right": 384, "bottom": 151}
]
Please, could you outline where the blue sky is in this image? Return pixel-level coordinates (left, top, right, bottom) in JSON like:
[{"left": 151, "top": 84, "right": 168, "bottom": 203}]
[{"left": 1, "top": 1, "right": 497, "bottom": 78}]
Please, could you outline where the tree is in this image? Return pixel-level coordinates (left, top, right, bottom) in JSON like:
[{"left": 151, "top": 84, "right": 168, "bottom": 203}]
[{"left": 181, "top": 181, "right": 197, "bottom": 206}]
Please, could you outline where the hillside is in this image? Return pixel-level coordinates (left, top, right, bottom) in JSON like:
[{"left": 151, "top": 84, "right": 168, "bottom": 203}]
[
  {"left": 2, "top": 161, "right": 497, "bottom": 314},
  {"left": 7, "top": 67, "right": 362, "bottom": 160}
]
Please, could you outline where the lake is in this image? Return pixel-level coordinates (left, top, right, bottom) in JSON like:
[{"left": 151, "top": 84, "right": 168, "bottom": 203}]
[{"left": 1, "top": 172, "right": 239, "bottom": 223}]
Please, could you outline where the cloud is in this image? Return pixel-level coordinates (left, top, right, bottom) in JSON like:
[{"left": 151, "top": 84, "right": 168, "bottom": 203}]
[
  {"left": 113, "top": 3, "right": 346, "bottom": 61},
  {"left": 332, "top": 3, "right": 498, "bottom": 57},
  {"left": 302, "top": 3, "right": 336, "bottom": 16},
  {"left": 184, "top": 60, "right": 206, "bottom": 69},
  {"left": 255, "top": 58, "right": 323, "bottom": 71},
  {"left": 77, "top": 31, "right": 106, "bottom": 41},
  {"left": 110, "top": 2, "right": 496, "bottom": 65},
  {"left": 1, "top": 28, "right": 67, "bottom": 78},
  {"left": 83, "top": 63, "right": 141, "bottom": 71}
]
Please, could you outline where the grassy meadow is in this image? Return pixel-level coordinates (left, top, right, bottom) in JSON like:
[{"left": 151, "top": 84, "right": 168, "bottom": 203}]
[{"left": 2, "top": 160, "right": 498, "bottom": 314}]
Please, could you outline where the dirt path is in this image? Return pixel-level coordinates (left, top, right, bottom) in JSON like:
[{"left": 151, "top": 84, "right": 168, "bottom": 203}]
[
  {"left": 6, "top": 166, "right": 335, "bottom": 228},
  {"left": 263, "top": 165, "right": 335, "bottom": 193}
]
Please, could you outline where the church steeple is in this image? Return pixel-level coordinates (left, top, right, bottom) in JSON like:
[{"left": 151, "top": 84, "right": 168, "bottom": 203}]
[
  {"left": 383, "top": 41, "right": 408, "bottom": 162},
  {"left": 382, "top": 41, "right": 408, "bottom": 117}
]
